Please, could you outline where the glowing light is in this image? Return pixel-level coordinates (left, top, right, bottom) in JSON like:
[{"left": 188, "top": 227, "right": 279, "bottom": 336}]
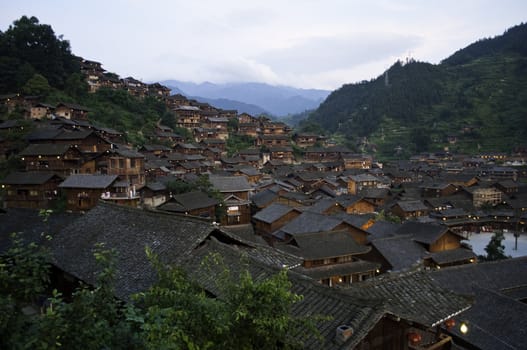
[{"left": 460, "top": 322, "right": 469, "bottom": 334}]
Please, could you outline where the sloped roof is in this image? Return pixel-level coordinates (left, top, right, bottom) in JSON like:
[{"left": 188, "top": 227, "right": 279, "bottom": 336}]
[
  {"left": 2, "top": 171, "right": 62, "bottom": 185},
  {"left": 342, "top": 270, "right": 472, "bottom": 328},
  {"left": 251, "top": 188, "right": 279, "bottom": 208},
  {"left": 396, "top": 221, "right": 454, "bottom": 245},
  {"left": 19, "top": 143, "right": 74, "bottom": 156},
  {"left": 431, "top": 258, "right": 527, "bottom": 350},
  {"left": 280, "top": 212, "right": 343, "bottom": 236},
  {"left": 49, "top": 202, "right": 217, "bottom": 300},
  {"left": 179, "top": 235, "right": 385, "bottom": 350},
  {"left": 394, "top": 199, "right": 428, "bottom": 212},
  {"left": 252, "top": 203, "right": 300, "bottom": 224},
  {"left": 166, "top": 191, "right": 219, "bottom": 211},
  {"left": 54, "top": 129, "right": 95, "bottom": 140},
  {"left": 278, "top": 230, "right": 370, "bottom": 260},
  {"left": 296, "top": 259, "right": 380, "bottom": 280},
  {"left": 366, "top": 220, "right": 400, "bottom": 239},
  {"left": 426, "top": 248, "right": 476, "bottom": 265},
  {"left": 59, "top": 174, "right": 118, "bottom": 189},
  {"left": 370, "top": 235, "right": 427, "bottom": 271},
  {"left": 209, "top": 175, "right": 252, "bottom": 192}
]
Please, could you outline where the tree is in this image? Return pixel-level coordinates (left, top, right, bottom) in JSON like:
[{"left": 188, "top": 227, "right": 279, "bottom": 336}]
[
  {"left": 22, "top": 73, "right": 51, "bottom": 96},
  {"left": 481, "top": 231, "right": 509, "bottom": 261},
  {"left": 0, "top": 16, "right": 79, "bottom": 92},
  {"left": 0, "top": 233, "right": 315, "bottom": 349}
]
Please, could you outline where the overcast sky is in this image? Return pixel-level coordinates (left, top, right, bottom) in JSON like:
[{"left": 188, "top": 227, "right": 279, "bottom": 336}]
[{"left": 2, "top": 0, "right": 526, "bottom": 90}]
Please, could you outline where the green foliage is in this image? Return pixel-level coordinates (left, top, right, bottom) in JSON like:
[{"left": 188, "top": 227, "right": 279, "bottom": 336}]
[
  {"left": 226, "top": 134, "right": 256, "bottom": 156},
  {"left": 374, "top": 210, "right": 401, "bottom": 224},
  {"left": 480, "top": 231, "right": 509, "bottom": 261},
  {"left": 0, "top": 16, "right": 79, "bottom": 93},
  {"left": 306, "top": 23, "right": 527, "bottom": 159},
  {"left": 1, "top": 232, "right": 316, "bottom": 349},
  {"left": 22, "top": 73, "right": 51, "bottom": 96}
]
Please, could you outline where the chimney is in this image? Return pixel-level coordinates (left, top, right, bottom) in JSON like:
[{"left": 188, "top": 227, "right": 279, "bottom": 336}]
[{"left": 335, "top": 324, "right": 353, "bottom": 344}]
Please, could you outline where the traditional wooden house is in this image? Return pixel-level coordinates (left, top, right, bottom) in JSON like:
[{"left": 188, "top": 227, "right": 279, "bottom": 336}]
[
  {"left": 237, "top": 122, "right": 260, "bottom": 137},
  {"left": 49, "top": 129, "right": 112, "bottom": 154},
  {"left": 209, "top": 175, "right": 254, "bottom": 225},
  {"left": 164, "top": 93, "right": 188, "bottom": 109},
  {"left": 293, "top": 133, "right": 319, "bottom": 148},
  {"left": 493, "top": 180, "right": 519, "bottom": 195},
  {"left": 203, "top": 117, "right": 229, "bottom": 138},
  {"left": 54, "top": 102, "right": 90, "bottom": 120},
  {"left": 19, "top": 143, "right": 86, "bottom": 176},
  {"left": 58, "top": 174, "right": 120, "bottom": 211},
  {"left": 173, "top": 143, "right": 202, "bottom": 155},
  {"left": 276, "top": 211, "right": 370, "bottom": 245},
  {"left": 140, "top": 181, "right": 168, "bottom": 208},
  {"left": 339, "top": 195, "right": 376, "bottom": 215},
  {"left": 267, "top": 146, "right": 294, "bottom": 164},
  {"left": 147, "top": 83, "right": 171, "bottom": 98},
  {"left": 106, "top": 148, "right": 146, "bottom": 186},
  {"left": 2, "top": 171, "right": 63, "bottom": 209},
  {"left": 390, "top": 200, "right": 429, "bottom": 220},
  {"left": 420, "top": 183, "right": 459, "bottom": 198},
  {"left": 348, "top": 173, "right": 379, "bottom": 195},
  {"left": 260, "top": 121, "right": 290, "bottom": 135},
  {"left": 276, "top": 230, "right": 379, "bottom": 287},
  {"left": 257, "top": 134, "right": 291, "bottom": 147},
  {"left": 139, "top": 144, "right": 172, "bottom": 158},
  {"left": 157, "top": 191, "right": 218, "bottom": 219},
  {"left": 31, "top": 201, "right": 473, "bottom": 350},
  {"left": 252, "top": 203, "right": 302, "bottom": 238},
  {"left": 342, "top": 154, "right": 373, "bottom": 169},
  {"left": 199, "top": 138, "right": 226, "bottom": 152},
  {"left": 30, "top": 103, "right": 54, "bottom": 119},
  {"left": 174, "top": 106, "right": 201, "bottom": 129}
]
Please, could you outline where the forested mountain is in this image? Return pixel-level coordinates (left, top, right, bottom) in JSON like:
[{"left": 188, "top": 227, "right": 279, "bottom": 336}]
[{"left": 304, "top": 23, "right": 527, "bottom": 159}]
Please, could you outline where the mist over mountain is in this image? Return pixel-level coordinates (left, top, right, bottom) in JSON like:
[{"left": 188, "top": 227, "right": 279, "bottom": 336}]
[{"left": 160, "top": 80, "right": 330, "bottom": 117}]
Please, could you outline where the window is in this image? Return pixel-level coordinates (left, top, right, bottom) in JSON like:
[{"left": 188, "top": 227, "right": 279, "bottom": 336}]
[
  {"left": 118, "top": 159, "right": 124, "bottom": 169},
  {"left": 130, "top": 158, "right": 136, "bottom": 168},
  {"left": 29, "top": 190, "right": 38, "bottom": 196}
]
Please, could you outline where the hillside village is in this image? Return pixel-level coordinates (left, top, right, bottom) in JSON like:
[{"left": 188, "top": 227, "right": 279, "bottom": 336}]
[{"left": 1, "top": 52, "right": 527, "bottom": 349}]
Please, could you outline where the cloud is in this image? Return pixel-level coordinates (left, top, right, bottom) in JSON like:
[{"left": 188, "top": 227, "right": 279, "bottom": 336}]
[{"left": 254, "top": 32, "right": 423, "bottom": 75}]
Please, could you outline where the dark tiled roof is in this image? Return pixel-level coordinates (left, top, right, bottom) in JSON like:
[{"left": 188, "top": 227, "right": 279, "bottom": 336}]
[
  {"left": 371, "top": 235, "right": 427, "bottom": 271},
  {"left": 54, "top": 129, "right": 94, "bottom": 140},
  {"left": 396, "top": 221, "right": 451, "bottom": 245},
  {"left": 426, "top": 248, "right": 476, "bottom": 265},
  {"left": 295, "top": 259, "right": 380, "bottom": 280},
  {"left": 209, "top": 175, "right": 252, "bottom": 192},
  {"left": 342, "top": 270, "right": 472, "bottom": 328},
  {"left": 366, "top": 220, "right": 400, "bottom": 239},
  {"left": 252, "top": 203, "right": 300, "bottom": 224},
  {"left": 179, "top": 236, "right": 385, "bottom": 349},
  {"left": 278, "top": 230, "right": 370, "bottom": 260},
  {"left": 26, "top": 127, "right": 63, "bottom": 141},
  {"left": 0, "top": 208, "right": 80, "bottom": 253},
  {"left": 59, "top": 174, "right": 118, "bottom": 189},
  {"left": 251, "top": 188, "right": 279, "bottom": 208},
  {"left": 167, "top": 191, "right": 219, "bottom": 211},
  {"left": 280, "top": 212, "right": 343, "bottom": 236},
  {"left": 19, "top": 143, "right": 73, "bottom": 156},
  {"left": 49, "top": 202, "right": 217, "bottom": 300},
  {"left": 2, "top": 171, "right": 62, "bottom": 185},
  {"left": 430, "top": 257, "right": 527, "bottom": 349},
  {"left": 394, "top": 199, "right": 428, "bottom": 212}
]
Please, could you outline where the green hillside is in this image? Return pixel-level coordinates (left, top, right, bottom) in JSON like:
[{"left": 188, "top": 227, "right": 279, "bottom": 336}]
[
  {"left": 0, "top": 16, "right": 178, "bottom": 146},
  {"left": 304, "top": 23, "right": 527, "bottom": 159}
]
